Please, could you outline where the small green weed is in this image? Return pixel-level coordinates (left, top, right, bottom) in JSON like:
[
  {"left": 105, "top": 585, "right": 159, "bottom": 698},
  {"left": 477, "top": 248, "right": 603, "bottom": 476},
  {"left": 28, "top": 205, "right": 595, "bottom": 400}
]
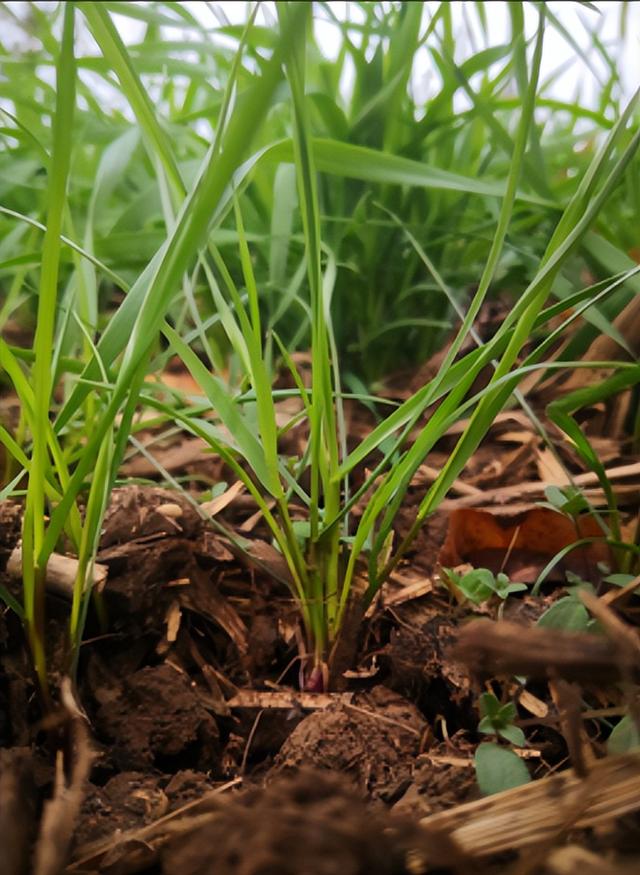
[
  {"left": 442, "top": 567, "right": 527, "bottom": 607},
  {"left": 474, "top": 742, "right": 531, "bottom": 796},
  {"left": 474, "top": 689, "right": 531, "bottom": 796},
  {"left": 478, "top": 691, "right": 526, "bottom": 747}
]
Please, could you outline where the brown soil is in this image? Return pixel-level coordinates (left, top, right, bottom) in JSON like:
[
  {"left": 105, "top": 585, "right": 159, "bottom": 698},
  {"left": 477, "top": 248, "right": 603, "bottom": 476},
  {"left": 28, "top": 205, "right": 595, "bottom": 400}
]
[
  {"left": 162, "top": 769, "right": 431, "bottom": 875},
  {"left": 92, "top": 663, "right": 220, "bottom": 773},
  {"left": 273, "top": 686, "right": 427, "bottom": 800}
]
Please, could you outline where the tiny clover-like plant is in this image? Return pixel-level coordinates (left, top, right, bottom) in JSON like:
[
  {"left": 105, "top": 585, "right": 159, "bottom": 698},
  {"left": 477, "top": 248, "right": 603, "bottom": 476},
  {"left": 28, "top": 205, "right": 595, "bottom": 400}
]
[
  {"left": 442, "top": 567, "right": 527, "bottom": 605},
  {"left": 536, "top": 576, "right": 596, "bottom": 632},
  {"left": 608, "top": 714, "right": 640, "bottom": 754},
  {"left": 478, "top": 692, "right": 526, "bottom": 747},
  {"left": 474, "top": 743, "right": 531, "bottom": 796},
  {"left": 474, "top": 693, "right": 531, "bottom": 795}
]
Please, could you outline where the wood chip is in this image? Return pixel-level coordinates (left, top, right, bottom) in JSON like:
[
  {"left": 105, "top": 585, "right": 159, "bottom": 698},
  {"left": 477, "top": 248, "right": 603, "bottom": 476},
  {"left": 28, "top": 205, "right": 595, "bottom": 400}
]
[
  {"left": 420, "top": 751, "right": 640, "bottom": 860},
  {"left": 425, "top": 755, "right": 474, "bottom": 768},
  {"left": 440, "top": 461, "right": 640, "bottom": 510},
  {"left": 381, "top": 573, "right": 434, "bottom": 607},
  {"left": 226, "top": 690, "right": 353, "bottom": 710},
  {"left": 417, "top": 465, "right": 482, "bottom": 496},
  {"left": 495, "top": 430, "right": 536, "bottom": 445},
  {"left": 239, "top": 500, "right": 276, "bottom": 532},
  {"left": 519, "top": 689, "right": 549, "bottom": 719},
  {"left": 452, "top": 620, "right": 640, "bottom": 684},
  {"left": 155, "top": 502, "right": 184, "bottom": 520},
  {"left": 536, "top": 447, "right": 571, "bottom": 485},
  {"left": 165, "top": 601, "right": 181, "bottom": 644},
  {"left": 7, "top": 546, "right": 108, "bottom": 599}
]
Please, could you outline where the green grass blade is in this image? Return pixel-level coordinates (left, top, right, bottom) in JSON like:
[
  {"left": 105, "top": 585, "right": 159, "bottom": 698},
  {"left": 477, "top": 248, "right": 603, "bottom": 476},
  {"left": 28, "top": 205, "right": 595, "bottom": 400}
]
[
  {"left": 21, "top": 3, "right": 76, "bottom": 691},
  {"left": 42, "top": 3, "right": 310, "bottom": 563}
]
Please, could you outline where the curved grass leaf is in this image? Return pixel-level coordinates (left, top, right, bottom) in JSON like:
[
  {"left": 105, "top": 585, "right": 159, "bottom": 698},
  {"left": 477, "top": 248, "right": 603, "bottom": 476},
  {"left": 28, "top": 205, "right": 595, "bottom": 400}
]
[{"left": 41, "top": 3, "right": 310, "bottom": 563}]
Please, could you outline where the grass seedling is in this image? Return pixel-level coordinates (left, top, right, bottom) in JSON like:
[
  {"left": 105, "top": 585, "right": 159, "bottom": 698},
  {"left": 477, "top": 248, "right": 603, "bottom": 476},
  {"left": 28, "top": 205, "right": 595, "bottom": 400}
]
[
  {"left": 0, "top": 2, "right": 310, "bottom": 697},
  {"left": 156, "top": 5, "right": 640, "bottom": 686},
  {"left": 18, "top": 5, "right": 78, "bottom": 698}
]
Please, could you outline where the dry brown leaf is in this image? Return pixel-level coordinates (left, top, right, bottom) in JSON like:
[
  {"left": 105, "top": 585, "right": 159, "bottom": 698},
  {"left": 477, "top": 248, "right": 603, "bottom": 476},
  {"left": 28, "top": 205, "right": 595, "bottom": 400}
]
[{"left": 439, "top": 507, "right": 610, "bottom": 580}]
